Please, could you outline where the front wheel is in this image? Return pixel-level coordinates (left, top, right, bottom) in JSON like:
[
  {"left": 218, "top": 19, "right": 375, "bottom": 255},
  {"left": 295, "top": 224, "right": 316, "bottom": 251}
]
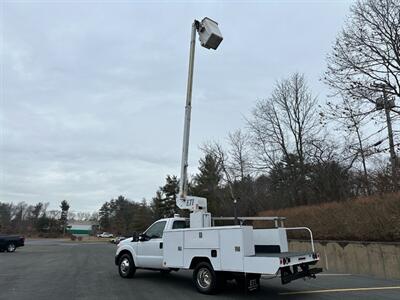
[
  {"left": 118, "top": 254, "right": 136, "bottom": 278},
  {"left": 193, "top": 262, "right": 218, "bottom": 294},
  {"left": 7, "top": 243, "right": 16, "bottom": 252}
]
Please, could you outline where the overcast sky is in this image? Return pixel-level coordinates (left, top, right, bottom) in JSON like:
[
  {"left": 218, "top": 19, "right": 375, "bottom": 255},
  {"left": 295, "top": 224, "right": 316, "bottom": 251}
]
[{"left": 1, "top": 0, "right": 352, "bottom": 212}]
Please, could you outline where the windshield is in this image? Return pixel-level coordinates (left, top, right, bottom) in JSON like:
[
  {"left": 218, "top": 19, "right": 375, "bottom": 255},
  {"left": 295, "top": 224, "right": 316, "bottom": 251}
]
[{"left": 144, "top": 221, "right": 166, "bottom": 239}]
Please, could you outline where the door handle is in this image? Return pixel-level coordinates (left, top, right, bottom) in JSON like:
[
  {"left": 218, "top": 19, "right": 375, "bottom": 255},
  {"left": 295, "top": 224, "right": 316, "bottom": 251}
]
[{"left": 159, "top": 242, "right": 163, "bottom": 249}]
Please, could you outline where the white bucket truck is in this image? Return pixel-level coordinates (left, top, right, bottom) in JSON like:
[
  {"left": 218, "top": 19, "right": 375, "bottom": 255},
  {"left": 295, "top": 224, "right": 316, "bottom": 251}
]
[{"left": 115, "top": 17, "right": 322, "bottom": 294}]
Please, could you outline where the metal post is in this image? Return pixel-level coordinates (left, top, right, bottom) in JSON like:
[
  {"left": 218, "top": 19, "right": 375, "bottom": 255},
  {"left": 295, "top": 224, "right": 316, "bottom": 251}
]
[
  {"left": 233, "top": 199, "right": 238, "bottom": 225},
  {"left": 179, "top": 21, "right": 198, "bottom": 199},
  {"left": 383, "top": 88, "right": 398, "bottom": 191}
]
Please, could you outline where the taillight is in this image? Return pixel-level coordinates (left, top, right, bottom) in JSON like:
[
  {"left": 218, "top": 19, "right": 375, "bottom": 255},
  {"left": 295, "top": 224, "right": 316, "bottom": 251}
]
[{"left": 312, "top": 252, "right": 320, "bottom": 260}]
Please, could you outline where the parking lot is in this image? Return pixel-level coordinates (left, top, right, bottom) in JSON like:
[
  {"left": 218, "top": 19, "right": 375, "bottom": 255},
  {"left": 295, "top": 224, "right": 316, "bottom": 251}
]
[{"left": 0, "top": 240, "right": 399, "bottom": 300}]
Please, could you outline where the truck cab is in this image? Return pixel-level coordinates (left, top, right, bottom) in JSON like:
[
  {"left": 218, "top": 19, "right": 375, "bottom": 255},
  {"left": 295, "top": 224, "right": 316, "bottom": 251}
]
[{"left": 115, "top": 216, "right": 187, "bottom": 270}]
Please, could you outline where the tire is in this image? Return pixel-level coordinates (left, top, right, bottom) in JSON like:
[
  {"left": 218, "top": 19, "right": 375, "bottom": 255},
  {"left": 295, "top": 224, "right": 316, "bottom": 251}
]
[
  {"left": 192, "top": 262, "right": 219, "bottom": 294},
  {"left": 7, "top": 243, "right": 16, "bottom": 253},
  {"left": 118, "top": 254, "right": 136, "bottom": 278}
]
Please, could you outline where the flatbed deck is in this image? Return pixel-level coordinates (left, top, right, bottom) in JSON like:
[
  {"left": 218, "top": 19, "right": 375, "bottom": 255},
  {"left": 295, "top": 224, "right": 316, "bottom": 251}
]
[{"left": 252, "top": 251, "right": 312, "bottom": 258}]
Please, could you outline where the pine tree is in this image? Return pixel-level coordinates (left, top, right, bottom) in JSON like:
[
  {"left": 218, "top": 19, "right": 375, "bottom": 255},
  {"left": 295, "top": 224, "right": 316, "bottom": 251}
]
[
  {"left": 60, "top": 200, "right": 70, "bottom": 235},
  {"left": 99, "top": 201, "right": 111, "bottom": 231},
  {"left": 152, "top": 175, "right": 180, "bottom": 218},
  {"left": 162, "top": 175, "right": 179, "bottom": 217},
  {"left": 192, "top": 154, "right": 223, "bottom": 214}
]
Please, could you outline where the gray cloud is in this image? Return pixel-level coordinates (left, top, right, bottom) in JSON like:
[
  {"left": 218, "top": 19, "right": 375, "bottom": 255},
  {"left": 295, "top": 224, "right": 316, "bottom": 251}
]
[{"left": 1, "top": 0, "right": 351, "bottom": 211}]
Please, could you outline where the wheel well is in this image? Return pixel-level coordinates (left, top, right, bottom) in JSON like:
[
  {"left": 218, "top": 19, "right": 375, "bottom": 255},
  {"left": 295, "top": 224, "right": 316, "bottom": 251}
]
[
  {"left": 117, "top": 250, "right": 132, "bottom": 263},
  {"left": 189, "top": 257, "right": 212, "bottom": 269}
]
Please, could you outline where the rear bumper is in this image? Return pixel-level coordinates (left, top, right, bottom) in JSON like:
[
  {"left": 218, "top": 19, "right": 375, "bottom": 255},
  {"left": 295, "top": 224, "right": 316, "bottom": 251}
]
[{"left": 281, "top": 264, "right": 323, "bottom": 284}]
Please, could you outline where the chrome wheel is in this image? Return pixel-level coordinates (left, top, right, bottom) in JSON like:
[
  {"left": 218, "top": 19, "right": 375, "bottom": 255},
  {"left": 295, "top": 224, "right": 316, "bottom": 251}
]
[
  {"left": 7, "top": 243, "right": 16, "bottom": 252},
  {"left": 120, "top": 258, "right": 130, "bottom": 275},
  {"left": 197, "top": 268, "right": 212, "bottom": 289}
]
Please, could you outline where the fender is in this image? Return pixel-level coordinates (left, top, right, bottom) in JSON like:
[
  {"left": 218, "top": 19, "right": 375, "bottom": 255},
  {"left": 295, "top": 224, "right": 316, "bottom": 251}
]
[{"left": 115, "top": 239, "right": 138, "bottom": 266}]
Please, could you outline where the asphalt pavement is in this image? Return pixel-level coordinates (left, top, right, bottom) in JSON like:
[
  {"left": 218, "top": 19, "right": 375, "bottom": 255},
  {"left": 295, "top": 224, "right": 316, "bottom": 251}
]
[{"left": 0, "top": 239, "right": 399, "bottom": 300}]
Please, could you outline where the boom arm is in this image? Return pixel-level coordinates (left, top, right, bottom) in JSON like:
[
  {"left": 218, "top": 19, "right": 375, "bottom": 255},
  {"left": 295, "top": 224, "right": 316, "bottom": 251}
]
[
  {"left": 178, "top": 20, "right": 197, "bottom": 204},
  {"left": 177, "top": 18, "right": 223, "bottom": 227},
  {"left": 177, "top": 20, "right": 209, "bottom": 214}
]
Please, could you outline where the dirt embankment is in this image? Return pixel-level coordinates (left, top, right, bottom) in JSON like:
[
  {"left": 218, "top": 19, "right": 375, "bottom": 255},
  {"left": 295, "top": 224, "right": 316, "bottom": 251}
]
[{"left": 258, "top": 193, "right": 400, "bottom": 242}]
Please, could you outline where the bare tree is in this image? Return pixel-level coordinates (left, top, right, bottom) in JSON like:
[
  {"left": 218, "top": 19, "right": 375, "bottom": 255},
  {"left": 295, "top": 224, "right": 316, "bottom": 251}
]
[
  {"left": 324, "top": 97, "right": 381, "bottom": 195},
  {"left": 75, "top": 212, "right": 91, "bottom": 221},
  {"left": 47, "top": 210, "right": 61, "bottom": 219},
  {"left": 248, "top": 73, "right": 319, "bottom": 171},
  {"left": 325, "top": 0, "right": 400, "bottom": 189},
  {"left": 227, "top": 129, "right": 253, "bottom": 181},
  {"left": 324, "top": 0, "right": 400, "bottom": 112},
  {"left": 200, "top": 140, "right": 263, "bottom": 216},
  {"left": 200, "top": 141, "right": 235, "bottom": 201}
]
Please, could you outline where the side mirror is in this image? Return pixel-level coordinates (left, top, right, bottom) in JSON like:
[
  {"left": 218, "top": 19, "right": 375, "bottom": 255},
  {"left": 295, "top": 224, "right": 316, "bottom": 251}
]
[
  {"left": 131, "top": 232, "right": 139, "bottom": 242},
  {"left": 138, "top": 233, "right": 147, "bottom": 242}
]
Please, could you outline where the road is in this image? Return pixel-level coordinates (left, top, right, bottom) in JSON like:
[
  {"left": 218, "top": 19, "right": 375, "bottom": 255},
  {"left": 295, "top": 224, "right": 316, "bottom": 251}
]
[{"left": 0, "top": 239, "right": 399, "bottom": 300}]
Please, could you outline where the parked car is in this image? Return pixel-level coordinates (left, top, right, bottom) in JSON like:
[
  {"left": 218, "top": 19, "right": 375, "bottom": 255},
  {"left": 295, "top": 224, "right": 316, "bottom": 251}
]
[
  {"left": 97, "top": 232, "right": 113, "bottom": 238},
  {"left": 110, "top": 236, "right": 126, "bottom": 244},
  {"left": 0, "top": 235, "right": 25, "bottom": 252}
]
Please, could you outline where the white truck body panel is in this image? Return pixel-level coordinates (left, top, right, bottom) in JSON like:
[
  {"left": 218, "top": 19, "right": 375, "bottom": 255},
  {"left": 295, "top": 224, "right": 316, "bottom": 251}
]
[
  {"left": 162, "top": 224, "right": 313, "bottom": 275},
  {"left": 116, "top": 217, "right": 320, "bottom": 278},
  {"left": 163, "top": 230, "right": 184, "bottom": 267},
  {"left": 243, "top": 256, "right": 280, "bottom": 274},
  {"left": 253, "top": 228, "right": 289, "bottom": 252},
  {"left": 164, "top": 225, "right": 255, "bottom": 271}
]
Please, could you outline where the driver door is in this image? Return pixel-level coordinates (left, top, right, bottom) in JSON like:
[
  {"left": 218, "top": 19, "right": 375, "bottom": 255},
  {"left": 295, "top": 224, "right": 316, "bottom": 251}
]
[{"left": 136, "top": 221, "right": 166, "bottom": 269}]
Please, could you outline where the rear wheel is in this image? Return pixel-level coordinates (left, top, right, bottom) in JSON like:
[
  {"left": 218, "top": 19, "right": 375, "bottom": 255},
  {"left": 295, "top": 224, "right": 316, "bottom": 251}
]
[
  {"left": 193, "top": 262, "right": 218, "bottom": 294},
  {"left": 7, "top": 243, "right": 16, "bottom": 253},
  {"left": 118, "top": 254, "right": 136, "bottom": 278}
]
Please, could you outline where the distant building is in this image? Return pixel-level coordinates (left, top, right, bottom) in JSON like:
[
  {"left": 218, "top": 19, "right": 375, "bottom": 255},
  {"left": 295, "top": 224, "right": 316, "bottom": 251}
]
[{"left": 66, "top": 221, "right": 99, "bottom": 236}]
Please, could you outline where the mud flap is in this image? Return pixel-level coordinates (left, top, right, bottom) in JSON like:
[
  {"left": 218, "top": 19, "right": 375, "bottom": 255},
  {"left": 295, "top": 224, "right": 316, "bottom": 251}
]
[
  {"left": 244, "top": 273, "right": 261, "bottom": 292},
  {"left": 281, "top": 264, "right": 323, "bottom": 284}
]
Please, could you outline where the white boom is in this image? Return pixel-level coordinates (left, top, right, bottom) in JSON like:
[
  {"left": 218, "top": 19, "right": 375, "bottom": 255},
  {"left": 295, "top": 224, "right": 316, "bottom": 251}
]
[{"left": 177, "top": 18, "right": 223, "bottom": 228}]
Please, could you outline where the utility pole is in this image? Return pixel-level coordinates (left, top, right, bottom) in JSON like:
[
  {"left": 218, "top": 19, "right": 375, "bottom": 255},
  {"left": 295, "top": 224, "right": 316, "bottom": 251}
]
[
  {"left": 373, "top": 83, "right": 398, "bottom": 191},
  {"left": 382, "top": 88, "right": 398, "bottom": 191},
  {"left": 233, "top": 199, "right": 238, "bottom": 225}
]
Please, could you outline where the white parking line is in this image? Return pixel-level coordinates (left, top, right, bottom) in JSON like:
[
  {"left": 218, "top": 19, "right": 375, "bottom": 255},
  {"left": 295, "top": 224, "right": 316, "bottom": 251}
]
[
  {"left": 261, "top": 273, "right": 351, "bottom": 279},
  {"left": 279, "top": 286, "right": 400, "bottom": 295},
  {"left": 316, "top": 273, "right": 352, "bottom": 276}
]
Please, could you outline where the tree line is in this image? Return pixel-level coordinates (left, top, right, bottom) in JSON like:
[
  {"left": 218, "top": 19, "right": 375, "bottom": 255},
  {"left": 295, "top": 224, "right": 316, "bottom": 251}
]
[{"left": 0, "top": 200, "right": 74, "bottom": 236}]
